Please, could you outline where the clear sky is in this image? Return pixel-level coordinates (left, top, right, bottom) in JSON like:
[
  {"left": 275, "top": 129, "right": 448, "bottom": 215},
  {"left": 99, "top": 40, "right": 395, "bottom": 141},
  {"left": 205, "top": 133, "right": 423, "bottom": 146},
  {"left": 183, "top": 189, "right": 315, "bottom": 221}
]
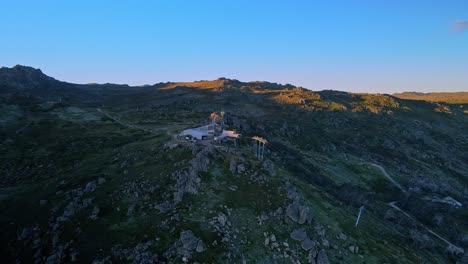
[{"left": 1, "top": 0, "right": 467, "bottom": 93}]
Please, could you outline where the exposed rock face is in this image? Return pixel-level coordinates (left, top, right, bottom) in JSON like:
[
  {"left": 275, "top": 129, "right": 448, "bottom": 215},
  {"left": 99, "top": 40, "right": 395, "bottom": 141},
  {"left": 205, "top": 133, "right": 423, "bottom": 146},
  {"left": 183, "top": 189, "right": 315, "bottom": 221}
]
[
  {"left": 287, "top": 203, "right": 313, "bottom": 224},
  {"left": 173, "top": 146, "right": 214, "bottom": 203},
  {"left": 176, "top": 230, "right": 207, "bottom": 259}
]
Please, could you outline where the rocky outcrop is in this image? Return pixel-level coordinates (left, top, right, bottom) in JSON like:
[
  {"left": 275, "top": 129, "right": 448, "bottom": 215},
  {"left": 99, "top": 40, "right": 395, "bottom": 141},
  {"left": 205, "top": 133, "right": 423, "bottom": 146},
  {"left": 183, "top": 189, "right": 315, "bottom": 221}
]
[
  {"left": 173, "top": 146, "right": 214, "bottom": 203},
  {"left": 286, "top": 203, "right": 313, "bottom": 224},
  {"left": 175, "top": 230, "right": 207, "bottom": 260}
]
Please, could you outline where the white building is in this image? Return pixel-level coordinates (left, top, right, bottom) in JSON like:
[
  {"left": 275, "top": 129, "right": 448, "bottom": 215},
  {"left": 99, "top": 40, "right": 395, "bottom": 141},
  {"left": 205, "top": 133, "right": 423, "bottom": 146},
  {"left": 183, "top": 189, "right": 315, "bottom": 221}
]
[
  {"left": 181, "top": 128, "right": 209, "bottom": 140},
  {"left": 180, "top": 124, "right": 215, "bottom": 140}
]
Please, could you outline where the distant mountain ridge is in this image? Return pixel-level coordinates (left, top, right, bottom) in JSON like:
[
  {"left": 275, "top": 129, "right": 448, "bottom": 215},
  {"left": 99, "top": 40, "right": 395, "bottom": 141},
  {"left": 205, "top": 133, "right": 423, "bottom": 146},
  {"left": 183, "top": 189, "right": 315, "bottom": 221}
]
[
  {"left": 2, "top": 65, "right": 466, "bottom": 105},
  {"left": 393, "top": 92, "right": 468, "bottom": 104}
]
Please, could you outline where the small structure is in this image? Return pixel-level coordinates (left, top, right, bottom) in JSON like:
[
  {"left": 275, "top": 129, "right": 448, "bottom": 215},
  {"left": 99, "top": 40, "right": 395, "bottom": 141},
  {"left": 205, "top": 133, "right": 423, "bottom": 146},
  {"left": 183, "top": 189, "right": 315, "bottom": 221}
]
[
  {"left": 180, "top": 123, "right": 215, "bottom": 140},
  {"left": 252, "top": 136, "right": 267, "bottom": 159},
  {"left": 215, "top": 130, "right": 241, "bottom": 140}
]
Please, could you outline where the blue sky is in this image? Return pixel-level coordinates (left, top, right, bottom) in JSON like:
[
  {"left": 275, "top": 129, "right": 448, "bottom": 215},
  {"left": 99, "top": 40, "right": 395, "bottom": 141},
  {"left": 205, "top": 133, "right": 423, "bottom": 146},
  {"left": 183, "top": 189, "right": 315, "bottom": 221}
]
[{"left": 1, "top": 0, "right": 467, "bottom": 93}]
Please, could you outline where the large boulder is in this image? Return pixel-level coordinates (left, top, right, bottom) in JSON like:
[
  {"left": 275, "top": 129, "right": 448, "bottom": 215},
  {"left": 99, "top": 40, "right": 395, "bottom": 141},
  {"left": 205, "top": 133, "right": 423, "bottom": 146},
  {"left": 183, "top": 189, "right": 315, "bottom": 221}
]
[
  {"left": 286, "top": 204, "right": 300, "bottom": 222},
  {"left": 196, "top": 240, "right": 207, "bottom": 253},
  {"left": 316, "top": 250, "right": 330, "bottom": 264},
  {"left": 298, "top": 206, "right": 313, "bottom": 224},
  {"left": 301, "top": 238, "right": 315, "bottom": 251},
  {"left": 180, "top": 230, "right": 198, "bottom": 251},
  {"left": 290, "top": 228, "right": 307, "bottom": 241}
]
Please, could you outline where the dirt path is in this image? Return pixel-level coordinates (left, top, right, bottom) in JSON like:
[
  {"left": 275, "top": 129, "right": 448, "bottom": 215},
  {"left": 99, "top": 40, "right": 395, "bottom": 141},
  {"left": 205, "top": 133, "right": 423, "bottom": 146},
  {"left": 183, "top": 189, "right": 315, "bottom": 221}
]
[
  {"left": 388, "top": 201, "right": 464, "bottom": 254},
  {"left": 361, "top": 162, "right": 406, "bottom": 193}
]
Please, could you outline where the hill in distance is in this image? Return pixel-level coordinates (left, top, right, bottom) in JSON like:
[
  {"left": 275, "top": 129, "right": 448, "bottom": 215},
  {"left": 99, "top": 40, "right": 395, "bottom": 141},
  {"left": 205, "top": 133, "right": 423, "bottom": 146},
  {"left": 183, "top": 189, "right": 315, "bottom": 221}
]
[{"left": 0, "top": 65, "right": 467, "bottom": 263}]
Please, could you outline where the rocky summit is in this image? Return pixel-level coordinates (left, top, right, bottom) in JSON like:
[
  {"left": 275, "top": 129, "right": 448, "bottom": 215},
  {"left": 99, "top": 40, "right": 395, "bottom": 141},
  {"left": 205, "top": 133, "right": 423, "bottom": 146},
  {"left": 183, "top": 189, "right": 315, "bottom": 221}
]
[{"left": 0, "top": 65, "right": 467, "bottom": 263}]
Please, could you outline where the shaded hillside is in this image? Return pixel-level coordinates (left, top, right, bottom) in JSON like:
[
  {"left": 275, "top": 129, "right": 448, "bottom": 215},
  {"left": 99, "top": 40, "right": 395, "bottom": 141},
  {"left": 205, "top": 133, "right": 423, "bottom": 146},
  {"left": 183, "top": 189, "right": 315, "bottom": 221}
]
[{"left": 1, "top": 66, "right": 467, "bottom": 263}]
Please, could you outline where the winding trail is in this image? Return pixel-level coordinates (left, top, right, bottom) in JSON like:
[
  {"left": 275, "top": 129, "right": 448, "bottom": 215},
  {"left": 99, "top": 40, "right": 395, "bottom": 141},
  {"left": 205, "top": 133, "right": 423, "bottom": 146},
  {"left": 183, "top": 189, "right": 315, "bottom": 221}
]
[
  {"left": 388, "top": 201, "right": 464, "bottom": 254},
  {"left": 360, "top": 162, "right": 406, "bottom": 193}
]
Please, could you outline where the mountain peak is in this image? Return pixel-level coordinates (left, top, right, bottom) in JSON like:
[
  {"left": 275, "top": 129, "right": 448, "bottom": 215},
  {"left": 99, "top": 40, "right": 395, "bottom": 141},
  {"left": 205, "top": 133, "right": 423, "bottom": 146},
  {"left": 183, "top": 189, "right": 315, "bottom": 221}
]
[{"left": 0, "top": 65, "right": 56, "bottom": 89}]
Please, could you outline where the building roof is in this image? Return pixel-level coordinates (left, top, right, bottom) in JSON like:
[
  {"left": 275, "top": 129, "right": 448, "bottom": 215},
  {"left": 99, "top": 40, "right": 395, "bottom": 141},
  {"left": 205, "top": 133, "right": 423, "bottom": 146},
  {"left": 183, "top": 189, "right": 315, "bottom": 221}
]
[{"left": 217, "top": 130, "right": 241, "bottom": 139}]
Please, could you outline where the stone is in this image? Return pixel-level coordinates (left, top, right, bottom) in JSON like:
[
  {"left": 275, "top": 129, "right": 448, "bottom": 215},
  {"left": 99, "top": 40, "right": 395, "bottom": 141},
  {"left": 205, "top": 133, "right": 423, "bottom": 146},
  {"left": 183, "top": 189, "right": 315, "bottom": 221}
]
[
  {"left": 39, "top": 200, "right": 48, "bottom": 205},
  {"left": 321, "top": 239, "right": 330, "bottom": 249},
  {"left": 316, "top": 250, "right": 330, "bottom": 264},
  {"left": 89, "top": 207, "right": 100, "bottom": 220},
  {"left": 237, "top": 164, "right": 246, "bottom": 173},
  {"left": 290, "top": 228, "right": 307, "bottom": 241},
  {"left": 84, "top": 181, "right": 96, "bottom": 193},
  {"left": 298, "top": 206, "right": 311, "bottom": 224},
  {"left": 270, "top": 234, "right": 276, "bottom": 242},
  {"left": 301, "top": 238, "right": 315, "bottom": 251},
  {"left": 262, "top": 159, "right": 276, "bottom": 176},
  {"left": 308, "top": 248, "right": 318, "bottom": 262},
  {"left": 195, "top": 240, "right": 207, "bottom": 253},
  {"left": 286, "top": 204, "right": 300, "bottom": 222},
  {"left": 98, "top": 177, "right": 106, "bottom": 184},
  {"left": 180, "top": 230, "right": 198, "bottom": 250},
  {"left": 338, "top": 233, "right": 347, "bottom": 240},
  {"left": 229, "top": 160, "right": 237, "bottom": 173},
  {"left": 217, "top": 214, "right": 227, "bottom": 226},
  {"left": 260, "top": 213, "right": 269, "bottom": 221}
]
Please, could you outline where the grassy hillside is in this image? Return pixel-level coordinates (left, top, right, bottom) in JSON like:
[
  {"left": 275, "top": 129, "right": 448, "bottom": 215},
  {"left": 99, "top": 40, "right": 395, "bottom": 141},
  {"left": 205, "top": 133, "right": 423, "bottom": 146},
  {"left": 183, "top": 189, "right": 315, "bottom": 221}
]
[{"left": 1, "top": 66, "right": 467, "bottom": 263}]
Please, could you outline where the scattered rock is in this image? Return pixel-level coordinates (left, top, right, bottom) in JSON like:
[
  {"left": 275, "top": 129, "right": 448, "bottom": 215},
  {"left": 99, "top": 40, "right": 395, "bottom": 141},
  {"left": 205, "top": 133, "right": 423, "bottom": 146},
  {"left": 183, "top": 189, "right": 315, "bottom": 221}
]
[
  {"left": 39, "top": 200, "right": 48, "bottom": 205},
  {"left": 98, "top": 177, "right": 106, "bottom": 184}
]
